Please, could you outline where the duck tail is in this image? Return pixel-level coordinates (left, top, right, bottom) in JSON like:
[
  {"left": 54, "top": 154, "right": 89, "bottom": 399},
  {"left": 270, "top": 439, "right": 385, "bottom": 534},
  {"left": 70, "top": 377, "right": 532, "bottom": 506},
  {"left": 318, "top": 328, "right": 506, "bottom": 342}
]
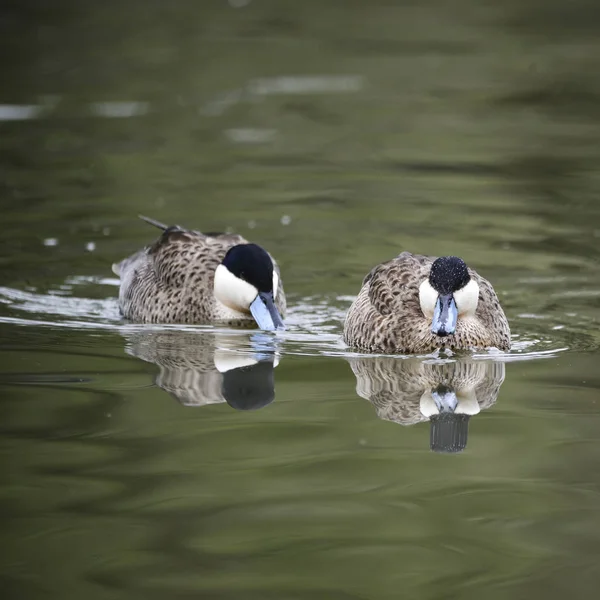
[{"left": 139, "top": 215, "right": 168, "bottom": 231}]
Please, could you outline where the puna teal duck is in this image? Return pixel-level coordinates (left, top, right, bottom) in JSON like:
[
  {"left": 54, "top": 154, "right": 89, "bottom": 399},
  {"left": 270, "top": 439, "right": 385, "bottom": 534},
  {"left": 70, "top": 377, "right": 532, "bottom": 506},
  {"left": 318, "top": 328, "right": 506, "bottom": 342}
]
[
  {"left": 112, "top": 216, "right": 286, "bottom": 329},
  {"left": 343, "top": 252, "right": 510, "bottom": 353}
]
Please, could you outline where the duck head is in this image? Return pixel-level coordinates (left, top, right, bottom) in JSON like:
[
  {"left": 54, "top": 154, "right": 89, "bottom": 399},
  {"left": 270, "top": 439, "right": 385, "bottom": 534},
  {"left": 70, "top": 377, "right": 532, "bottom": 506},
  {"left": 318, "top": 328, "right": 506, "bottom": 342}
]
[
  {"left": 214, "top": 243, "right": 285, "bottom": 331},
  {"left": 419, "top": 256, "right": 479, "bottom": 337}
]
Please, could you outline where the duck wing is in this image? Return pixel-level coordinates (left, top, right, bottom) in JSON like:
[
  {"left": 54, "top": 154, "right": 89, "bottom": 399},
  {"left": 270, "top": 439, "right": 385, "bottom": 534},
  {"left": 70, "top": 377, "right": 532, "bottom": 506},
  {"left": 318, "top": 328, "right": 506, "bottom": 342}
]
[
  {"left": 366, "top": 252, "right": 433, "bottom": 316},
  {"left": 146, "top": 227, "right": 247, "bottom": 287},
  {"left": 112, "top": 220, "right": 247, "bottom": 322},
  {"left": 147, "top": 226, "right": 285, "bottom": 310}
]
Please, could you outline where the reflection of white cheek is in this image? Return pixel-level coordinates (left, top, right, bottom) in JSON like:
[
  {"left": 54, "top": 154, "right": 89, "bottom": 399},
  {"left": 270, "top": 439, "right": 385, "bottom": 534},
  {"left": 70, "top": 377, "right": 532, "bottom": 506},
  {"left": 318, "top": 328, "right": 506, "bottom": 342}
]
[
  {"left": 455, "top": 391, "right": 480, "bottom": 415},
  {"left": 420, "top": 391, "right": 439, "bottom": 417},
  {"left": 214, "top": 351, "right": 258, "bottom": 373}
]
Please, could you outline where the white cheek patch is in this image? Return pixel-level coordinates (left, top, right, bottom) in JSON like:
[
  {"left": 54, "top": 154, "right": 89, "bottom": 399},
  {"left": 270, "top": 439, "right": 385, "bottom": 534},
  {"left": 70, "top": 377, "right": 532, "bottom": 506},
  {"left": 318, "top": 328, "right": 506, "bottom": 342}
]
[
  {"left": 419, "top": 279, "right": 438, "bottom": 318},
  {"left": 272, "top": 270, "right": 279, "bottom": 300},
  {"left": 214, "top": 264, "right": 258, "bottom": 312},
  {"left": 453, "top": 279, "right": 479, "bottom": 316}
]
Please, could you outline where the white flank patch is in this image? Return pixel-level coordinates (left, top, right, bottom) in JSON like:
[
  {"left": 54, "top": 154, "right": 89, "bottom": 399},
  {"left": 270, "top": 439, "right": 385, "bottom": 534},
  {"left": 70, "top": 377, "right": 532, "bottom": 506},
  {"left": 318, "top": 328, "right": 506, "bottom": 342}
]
[{"left": 214, "top": 265, "right": 258, "bottom": 312}]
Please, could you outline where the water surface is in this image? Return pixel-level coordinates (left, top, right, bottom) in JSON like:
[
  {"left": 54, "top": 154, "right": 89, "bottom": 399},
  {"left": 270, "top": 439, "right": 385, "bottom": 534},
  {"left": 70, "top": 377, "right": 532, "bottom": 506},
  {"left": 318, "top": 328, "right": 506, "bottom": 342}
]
[{"left": 2, "top": 1, "right": 600, "bottom": 599}]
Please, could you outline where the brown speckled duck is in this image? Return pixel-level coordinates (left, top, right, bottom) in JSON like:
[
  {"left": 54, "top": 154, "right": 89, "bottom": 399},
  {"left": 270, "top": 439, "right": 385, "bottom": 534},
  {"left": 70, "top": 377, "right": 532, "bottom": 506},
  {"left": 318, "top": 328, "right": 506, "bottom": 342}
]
[
  {"left": 112, "top": 216, "right": 286, "bottom": 329},
  {"left": 344, "top": 253, "right": 510, "bottom": 353}
]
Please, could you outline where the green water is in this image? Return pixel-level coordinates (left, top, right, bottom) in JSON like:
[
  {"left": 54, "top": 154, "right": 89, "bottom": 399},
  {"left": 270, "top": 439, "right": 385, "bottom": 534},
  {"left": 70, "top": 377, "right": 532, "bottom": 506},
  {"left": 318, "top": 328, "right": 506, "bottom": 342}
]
[{"left": 2, "top": 1, "right": 600, "bottom": 598}]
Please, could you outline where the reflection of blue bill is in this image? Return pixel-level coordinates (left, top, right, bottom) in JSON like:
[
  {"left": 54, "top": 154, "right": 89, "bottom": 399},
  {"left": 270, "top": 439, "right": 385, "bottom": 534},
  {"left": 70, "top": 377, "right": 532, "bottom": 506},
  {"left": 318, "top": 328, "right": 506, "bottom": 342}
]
[
  {"left": 249, "top": 331, "right": 280, "bottom": 364},
  {"left": 431, "top": 388, "right": 458, "bottom": 413},
  {"left": 249, "top": 331, "right": 272, "bottom": 347}
]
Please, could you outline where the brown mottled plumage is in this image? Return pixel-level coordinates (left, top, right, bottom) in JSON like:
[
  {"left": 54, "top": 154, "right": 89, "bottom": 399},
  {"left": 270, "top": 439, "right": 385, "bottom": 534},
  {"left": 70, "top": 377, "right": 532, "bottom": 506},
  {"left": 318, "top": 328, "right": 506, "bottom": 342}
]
[
  {"left": 348, "top": 357, "right": 505, "bottom": 426},
  {"left": 344, "top": 252, "right": 510, "bottom": 353},
  {"left": 112, "top": 217, "right": 286, "bottom": 325}
]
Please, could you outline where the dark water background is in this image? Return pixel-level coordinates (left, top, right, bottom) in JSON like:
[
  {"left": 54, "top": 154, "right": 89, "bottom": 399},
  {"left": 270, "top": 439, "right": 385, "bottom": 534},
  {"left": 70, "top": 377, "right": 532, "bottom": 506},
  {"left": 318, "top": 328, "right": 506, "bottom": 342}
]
[{"left": 1, "top": 1, "right": 600, "bottom": 598}]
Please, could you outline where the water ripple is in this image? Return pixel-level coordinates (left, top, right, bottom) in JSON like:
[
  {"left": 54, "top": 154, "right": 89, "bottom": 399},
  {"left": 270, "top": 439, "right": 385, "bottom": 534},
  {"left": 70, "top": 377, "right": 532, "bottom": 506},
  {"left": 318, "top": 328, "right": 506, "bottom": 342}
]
[{"left": 0, "top": 277, "right": 576, "bottom": 361}]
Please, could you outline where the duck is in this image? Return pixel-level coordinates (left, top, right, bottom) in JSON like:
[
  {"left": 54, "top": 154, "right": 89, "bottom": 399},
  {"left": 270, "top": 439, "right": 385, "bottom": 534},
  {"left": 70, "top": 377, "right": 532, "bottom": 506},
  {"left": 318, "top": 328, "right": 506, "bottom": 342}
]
[
  {"left": 112, "top": 216, "right": 286, "bottom": 329},
  {"left": 343, "top": 252, "right": 510, "bottom": 353}
]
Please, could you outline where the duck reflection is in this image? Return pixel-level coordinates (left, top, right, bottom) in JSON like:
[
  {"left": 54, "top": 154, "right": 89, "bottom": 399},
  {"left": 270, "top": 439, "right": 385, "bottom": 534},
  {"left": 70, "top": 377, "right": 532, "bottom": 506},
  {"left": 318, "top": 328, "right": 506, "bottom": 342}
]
[
  {"left": 124, "top": 330, "right": 280, "bottom": 410},
  {"left": 347, "top": 357, "right": 505, "bottom": 453}
]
